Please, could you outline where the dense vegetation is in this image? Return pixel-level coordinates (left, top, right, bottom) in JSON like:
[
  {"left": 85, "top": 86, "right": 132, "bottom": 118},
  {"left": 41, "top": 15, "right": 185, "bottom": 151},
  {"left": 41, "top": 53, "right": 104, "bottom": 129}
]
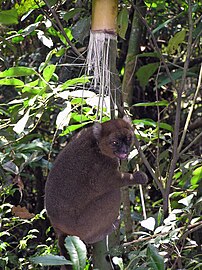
[{"left": 0, "top": 0, "right": 201, "bottom": 269}]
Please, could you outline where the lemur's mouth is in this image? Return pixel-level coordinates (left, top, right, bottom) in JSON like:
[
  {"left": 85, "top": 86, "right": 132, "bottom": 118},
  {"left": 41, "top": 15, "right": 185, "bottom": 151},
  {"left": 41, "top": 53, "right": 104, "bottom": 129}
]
[{"left": 115, "top": 152, "right": 128, "bottom": 160}]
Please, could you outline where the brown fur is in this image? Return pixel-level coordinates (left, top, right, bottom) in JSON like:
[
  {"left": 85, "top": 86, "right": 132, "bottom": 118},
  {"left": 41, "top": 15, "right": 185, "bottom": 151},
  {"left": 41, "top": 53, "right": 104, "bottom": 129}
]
[{"left": 45, "top": 117, "right": 147, "bottom": 257}]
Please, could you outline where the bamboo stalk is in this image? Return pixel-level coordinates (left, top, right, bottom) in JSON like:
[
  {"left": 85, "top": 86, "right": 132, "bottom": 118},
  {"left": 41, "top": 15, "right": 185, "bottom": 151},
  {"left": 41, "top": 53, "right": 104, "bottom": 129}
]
[{"left": 92, "top": 0, "right": 118, "bottom": 33}]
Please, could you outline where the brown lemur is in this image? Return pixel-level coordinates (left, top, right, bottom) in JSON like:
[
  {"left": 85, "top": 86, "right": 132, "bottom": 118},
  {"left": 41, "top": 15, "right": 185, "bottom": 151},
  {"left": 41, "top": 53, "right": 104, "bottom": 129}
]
[{"left": 45, "top": 116, "right": 148, "bottom": 261}]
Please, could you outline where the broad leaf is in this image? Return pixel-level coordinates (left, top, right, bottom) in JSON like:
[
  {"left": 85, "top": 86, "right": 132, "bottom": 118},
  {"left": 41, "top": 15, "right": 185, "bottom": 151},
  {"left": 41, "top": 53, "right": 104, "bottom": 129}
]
[
  {"left": 158, "top": 69, "right": 197, "bottom": 87},
  {"left": 43, "top": 64, "right": 56, "bottom": 82},
  {"left": 13, "top": 109, "right": 30, "bottom": 134},
  {"left": 0, "top": 78, "right": 24, "bottom": 86},
  {"left": 59, "top": 77, "right": 90, "bottom": 91},
  {"left": 62, "top": 8, "right": 84, "bottom": 22},
  {"left": 136, "top": 63, "right": 159, "bottom": 88},
  {"left": 147, "top": 244, "right": 165, "bottom": 270},
  {"left": 72, "top": 17, "right": 91, "bottom": 44},
  {"left": 56, "top": 102, "right": 72, "bottom": 129},
  {"left": 2, "top": 161, "right": 19, "bottom": 175},
  {"left": 64, "top": 236, "right": 87, "bottom": 270},
  {"left": 117, "top": 7, "right": 129, "bottom": 39},
  {"left": 0, "top": 9, "right": 18, "bottom": 25},
  {"left": 178, "top": 194, "right": 194, "bottom": 207},
  {"left": 37, "top": 30, "right": 53, "bottom": 48},
  {"left": 167, "top": 29, "right": 186, "bottom": 55},
  {"left": 191, "top": 166, "right": 202, "bottom": 185},
  {"left": 31, "top": 254, "right": 72, "bottom": 266},
  {"left": 140, "top": 217, "right": 156, "bottom": 231},
  {"left": 0, "top": 67, "right": 36, "bottom": 78}
]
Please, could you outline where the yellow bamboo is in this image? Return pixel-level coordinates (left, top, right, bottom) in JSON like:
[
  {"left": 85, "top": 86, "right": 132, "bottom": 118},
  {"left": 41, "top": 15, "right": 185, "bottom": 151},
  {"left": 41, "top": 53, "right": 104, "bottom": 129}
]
[{"left": 92, "top": 0, "right": 118, "bottom": 33}]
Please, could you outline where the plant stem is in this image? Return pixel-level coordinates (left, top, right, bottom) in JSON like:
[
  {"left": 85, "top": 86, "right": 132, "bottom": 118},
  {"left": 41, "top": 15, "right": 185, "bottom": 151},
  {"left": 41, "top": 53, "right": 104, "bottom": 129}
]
[{"left": 164, "top": 0, "right": 193, "bottom": 217}]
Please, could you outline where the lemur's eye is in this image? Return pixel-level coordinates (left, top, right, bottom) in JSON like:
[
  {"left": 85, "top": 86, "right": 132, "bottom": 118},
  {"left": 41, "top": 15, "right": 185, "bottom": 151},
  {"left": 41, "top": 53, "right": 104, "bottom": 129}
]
[
  {"left": 127, "top": 136, "right": 132, "bottom": 142},
  {"left": 112, "top": 141, "right": 119, "bottom": 146}
]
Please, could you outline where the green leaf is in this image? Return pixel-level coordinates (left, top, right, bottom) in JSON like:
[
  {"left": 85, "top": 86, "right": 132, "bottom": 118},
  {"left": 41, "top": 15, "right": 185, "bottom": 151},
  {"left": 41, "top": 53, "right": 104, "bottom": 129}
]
[
  {"left": 117, "top": 6, "right": 129, "bottom": 39},
  {"left": 46, "top": 0, "right": 58, "bottom": 6},
  {"left": 39, "top": 49, "right": 57, "bottom": 72},
  {"left": 158, "top": 70, "right": 197, "bottom": 87},
  {"left": 72, "top": 17, "right": 91, "bottom": 44},
  {"left": 60, "top": 122, "right": 90, "bottom": 136},
  {"left": 43, "top": 64, "right": 56, "bottom": 82},
  {"left": 133, "top": 118, "right": 173, "bottom": 131},
  {"left": 133, "top": 100, "right": 169, "bottom": 107},
  {"left": 147, "top": 244, "right": 165, "bottom": 270},
  {"left": 0, "top": 9, "right": 18, "bottom": 25},
  {"left": 30, "top": 254, "right": 72, "bottom": 266},
  {"left": 64, "top": 236, "right": 87, "bottom": 270},
  {"left": 191, "top": 166, "right": 202, "bottom": 185},
  {"left": 137, "top": 52, "right": 160, "bottom": 58},
  {"left": 0, "top": 67, "right": 36, "bottom": 78},
  {"left": 0, "top": 78, "right": 24, "bottom": 86},
  {"left": 59, "top": 77, "right": 90, "bottom": 91},
  {"left": 167, "top": 29, "right": 186, "bottom": 55},
  {"left": 136, "top": 63, "right": 159, "bottom": 88},
  {"left": 62, "top": 8, "right": 84, "bottom": 22}
]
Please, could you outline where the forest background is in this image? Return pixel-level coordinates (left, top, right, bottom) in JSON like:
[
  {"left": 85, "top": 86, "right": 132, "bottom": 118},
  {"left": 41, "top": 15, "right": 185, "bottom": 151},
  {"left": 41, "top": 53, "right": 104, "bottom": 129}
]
[{"left": 0, "top": 0, "right": 202, "bottom": 269}]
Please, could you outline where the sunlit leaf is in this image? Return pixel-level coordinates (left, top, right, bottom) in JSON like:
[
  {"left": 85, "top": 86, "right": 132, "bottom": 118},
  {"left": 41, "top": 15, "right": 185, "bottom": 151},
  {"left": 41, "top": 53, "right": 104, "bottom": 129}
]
[
  {"left": 60, "top": 122, "right": 90, "bottom": 136},
  {"left": 59, "top": 77, "right": 90, "bottom": 91},
  {"left": 13, "top": 109, "right": 30, "bottom": 134},
  {"left": 43, "top": 64, "right": 56, "bottom": 82},
  {"left": 178, "top": 194, "right": 195, "bottom": 207},
  {"left": 37, "top": 30, "right": 53, "bottom": 48},
  {"left": 133, "top": 118, "right": 173, "bottom": 131},
  {"left": 112, "top": 257, "right": 124, "bottom": 270},
  {"left": 56, "top": 102, "right": 71, "bottom": 129},
  {"left": 21, "top": 22, "right": 40, "bottom": 36},
  {"left": 69, "top": 90, "right": 95, "bottom": 98},
  {"left": 0, "top": 78, "right": 24, "bottom": 86},
  {"left": 191, "top": 166, "right": 202, "bottom": 185},
  {"left": 0, "top": 67, "right": 36, "bottom": 78},
  {"left": 140, "top": 217, "right": 156, "bottom": 231}
]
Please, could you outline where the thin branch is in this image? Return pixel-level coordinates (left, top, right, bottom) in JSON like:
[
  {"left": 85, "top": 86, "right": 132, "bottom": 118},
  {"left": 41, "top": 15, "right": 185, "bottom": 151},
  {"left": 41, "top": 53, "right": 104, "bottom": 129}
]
[
  {"left": 133, "top": 134, "right": 164, "bottom": 194},
  {"left": 178, "top": 63, "right": 202, "bottom": 152},
  {"left": 133, "top": 4, "right": 177, "bottom": 91},
  {"left": 165, "top": 0, "right": 193, "bottom": 215},
  {"left": 179, "top": 131, "right": 202, "bottom": 157},
  {"left": 43, "top": 0, "right": 85, "bottom": 60},
  {"left": 123, "top": 221, "right": 202, "bottom": 247}
]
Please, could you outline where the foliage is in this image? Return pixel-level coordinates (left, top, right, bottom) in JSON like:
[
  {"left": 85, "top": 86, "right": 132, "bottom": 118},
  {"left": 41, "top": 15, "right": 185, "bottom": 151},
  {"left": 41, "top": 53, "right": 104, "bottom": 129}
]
[{"left": 0, "top": 0, "right": 202, "bottom": 269}]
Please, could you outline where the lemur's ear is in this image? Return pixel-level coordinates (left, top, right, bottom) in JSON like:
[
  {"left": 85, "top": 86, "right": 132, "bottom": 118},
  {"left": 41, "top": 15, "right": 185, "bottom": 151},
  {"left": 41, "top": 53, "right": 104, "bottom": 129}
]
[
  {"left": 123, "top": 115, "right": 132, "bottom": 125},
  {"left": 93, "top": 122, "right": 102, "bottom": 140}
]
